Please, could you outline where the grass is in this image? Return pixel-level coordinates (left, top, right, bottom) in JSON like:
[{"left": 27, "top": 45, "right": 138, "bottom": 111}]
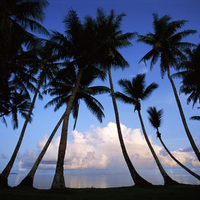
[{"left": 0, "top": 185, "right": 200, "bottom": 200}]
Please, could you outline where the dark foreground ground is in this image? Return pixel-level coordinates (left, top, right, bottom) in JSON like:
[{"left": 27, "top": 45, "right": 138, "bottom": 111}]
[{"left": 0, "top": 185, "right": 200, "bottom": 200}]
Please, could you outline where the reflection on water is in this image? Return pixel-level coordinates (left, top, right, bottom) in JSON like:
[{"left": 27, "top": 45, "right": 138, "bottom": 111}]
[{"left": 8, "top": 172, "right": 200, "bottom": 189}]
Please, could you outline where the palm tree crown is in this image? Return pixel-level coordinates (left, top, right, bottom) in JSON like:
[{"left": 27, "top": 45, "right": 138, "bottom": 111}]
[
  {"left": 94, "top": 8, "right": 136, "bottom": 70},
  {"left": 147, "top": 106, "right": 163, "bottom": 133},
  {"left": 45, "top": 65, "right": 109, "bottom": 129},
  {"left": 115, "top": 74, "right": 158, "bottom": 111},
  {"left": 137, "top": 13, "right": 196, "bottom": 77}
]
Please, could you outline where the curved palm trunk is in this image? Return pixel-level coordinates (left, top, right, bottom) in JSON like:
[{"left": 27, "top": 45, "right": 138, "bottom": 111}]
[
  {"left": 108, "top": 66, "right": 152, "bottom": 186},
  {"left": 167, "top": 68, "right": 200, "bottom": 162},
  {"left": 137, "top": 109, "right": 178, "bottom": 185},
  {"left": 0, "top": 83, "right": 40, "bottom": 187},
  {"left": 157, "top": 130, "right": 200, "bottom": 181},
  {"left": 18, "top": 111, "right": 66, "bottom": 187},
  {"left": 51, "top": 68, "right": 83, "bottom": 189}
]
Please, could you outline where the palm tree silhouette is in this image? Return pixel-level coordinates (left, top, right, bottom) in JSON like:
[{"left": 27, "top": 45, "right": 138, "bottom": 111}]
[
  {"left": 0, "top": 41, "right": 59, "bottom": 187},
  {"left": 50, "top": 10, "right": 106, "bottom": 189},
  {"left": 116, "top": 74, "right": 178, "bottom": 185},
  {"left": 147, "top": 106, "right": 200, "bottom": 181},
  {"left": 0, "top": 0, "right": 49, "bottom": 187},
  {"left": 94, "top": 9, "right": 152, "bottom": 186},
  {"left": 18, "top": 65, "right": 109, "bottom": 188},
  {"left": 137, "top": 13, "right": 200, "bottom": 162}
]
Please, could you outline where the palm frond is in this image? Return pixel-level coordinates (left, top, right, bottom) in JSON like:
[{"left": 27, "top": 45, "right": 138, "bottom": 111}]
[
  {"left": 71, "top": 99, "right": 80, "bottom": 130},
  {"left": 190, "top": 116, "right": 200, "bottom": 121},
  {"left": 118, "top": 79, "right": 133, "bottom": 96},
  {"left": 115, "top": 92, "right": 134, "bottom": 104},
  {"left": 142, "top": 83, "right": 158, "bottom": 100},
  {"left": 84, "top": 98, "right": 105, "bottom": 123},
  {"left": 86, "top": 86, "right": 110, "bottom": 95}
]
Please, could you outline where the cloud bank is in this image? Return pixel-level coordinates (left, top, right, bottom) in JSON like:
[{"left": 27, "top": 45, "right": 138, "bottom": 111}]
[{"left": 18, "top": 122, "right": 200, "bottom": 173}]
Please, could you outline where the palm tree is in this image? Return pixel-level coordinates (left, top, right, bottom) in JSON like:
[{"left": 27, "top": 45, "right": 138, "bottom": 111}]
[
  {"left": 50, "top": 67, "right": 108, "bottom": 189},
  {"left": 137, "top": 13, "right": 200, "bottom": 162},
  {"left": 147, "top": 106, "right": 200, "bottom": 181},
  {"left": 49, "top": 10, "right": 107, "bottom": 189},
  {"left": 0, "top": 43, "right": 59, "bottom": 187},
  {"left": 116, "top": 74, "right": 178, "bottom": 185},
  {"left": 94, "top": 9, "right": 152, "bottom": 186},
  {"left": 17, "top": 63, "right": 108, "bottom": 188},
  {"left": 0, "top": 0, "right": 50, "bottom": 187}
]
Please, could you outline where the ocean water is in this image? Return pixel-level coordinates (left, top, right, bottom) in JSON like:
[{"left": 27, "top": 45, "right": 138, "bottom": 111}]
[{"left": 8, "top": 172, "right": 200, "bottom": 189}]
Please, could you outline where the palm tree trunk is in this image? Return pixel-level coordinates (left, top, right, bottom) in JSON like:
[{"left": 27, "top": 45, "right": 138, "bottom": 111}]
[
  {"left": 0, "top": 83, "right": 40, "bottom": 187},
  {"left": 51, "top": 68, "right": 83, "bottom": 189},
  {"left": 18, "top": 111, "right": 66, "bottom": 187},
  {"left": 157, "top": 131, "right": 200, "bottom": 181},
  {"left": 167, "top": 68, "right": 200, "bottom": 162},
  {"left": 108, "top": 66, "right": 152, "bottom": 186},
  {"left": 137, "top": 109, "right": 178, "bottom": 185}
]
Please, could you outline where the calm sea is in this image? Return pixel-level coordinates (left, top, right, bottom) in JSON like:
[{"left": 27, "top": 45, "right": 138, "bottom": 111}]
[{"left": 8, "top": 172, "right": 200, "bottom": 189}]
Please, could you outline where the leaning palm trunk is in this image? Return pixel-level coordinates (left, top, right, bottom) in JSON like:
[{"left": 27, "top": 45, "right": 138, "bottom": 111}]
[
  {"left": 156, "top": 130, "right": 200, "bottom": 181},
  {"left": 51, "top": 68, "right": 83, "bottom": 189},
  {"left": 108, "top": 66, "right": 152, "bottom": 186},
  {"left": 167, "top": 68, "right": 200, "bottom": 162},
  {"left": 137, "top": 110, "right": 178, "bottom": 185},
  {"left": 18, "top": 111, "right": 66, "bottom": 187},
  {"left": 0, "top": 83, "right": 41, "bottom": 187}
]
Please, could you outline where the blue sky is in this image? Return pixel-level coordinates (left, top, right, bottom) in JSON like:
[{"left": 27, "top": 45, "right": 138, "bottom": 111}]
[{"left": 0, "top": 0, "right": 200, "bottom": 186}]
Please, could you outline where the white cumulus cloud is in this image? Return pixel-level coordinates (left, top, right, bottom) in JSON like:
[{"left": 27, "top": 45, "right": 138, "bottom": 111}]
[{"left": 18, "top": 122, "right": 200, "bottom": 173}]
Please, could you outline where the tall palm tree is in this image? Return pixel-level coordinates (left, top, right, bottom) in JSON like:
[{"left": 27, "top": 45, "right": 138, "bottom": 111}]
[
  {"left": 147, "top": 106, "right": 200, "bottom": 181},
  {"left": 94, "top": 9, "right": 152, "bottom": 186},
  {"left": 0, "top": 47, "right": 58, "bottom": 186},
  {"left": 0, "top": 0, "right": 49, "bottom": 187},
  {"left": 51, "top": 67, "right": 107, "bottom": 189},
  {"left": 137, "top": 13, "right": 200, "bottom": 162},
  {"left": 0, "top": 42, "right": 59, "bottom": 187},
  {"left": 18, "top": 65, "right": 109, "bottom": 188},
  {"left": 116, "top": 74, "right": 178, "bottom": 185},
  {"left": 49, "top": 10, "right": 107, "bottom": 189}
]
